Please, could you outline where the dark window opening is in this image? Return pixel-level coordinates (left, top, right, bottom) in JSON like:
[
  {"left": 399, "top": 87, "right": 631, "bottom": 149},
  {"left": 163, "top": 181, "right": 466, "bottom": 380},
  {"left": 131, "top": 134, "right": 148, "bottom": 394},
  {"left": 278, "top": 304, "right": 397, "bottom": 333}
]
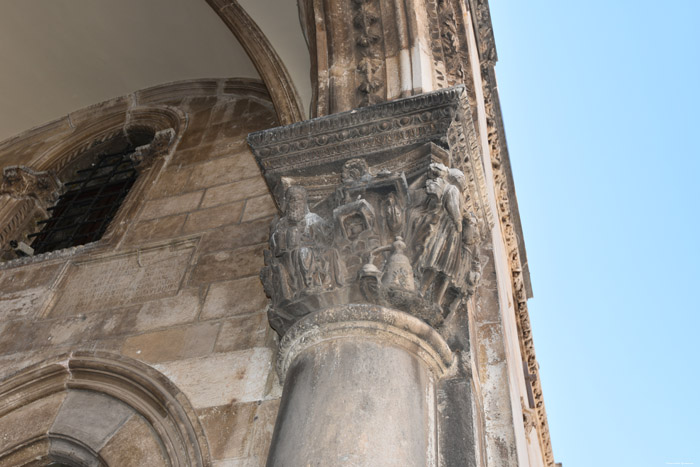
[
  {"left": 28, "top": 150, "right": 138, "bottom": 254},
  {"left": 25, "top": 128, "right": 155, "bottom": 255}
]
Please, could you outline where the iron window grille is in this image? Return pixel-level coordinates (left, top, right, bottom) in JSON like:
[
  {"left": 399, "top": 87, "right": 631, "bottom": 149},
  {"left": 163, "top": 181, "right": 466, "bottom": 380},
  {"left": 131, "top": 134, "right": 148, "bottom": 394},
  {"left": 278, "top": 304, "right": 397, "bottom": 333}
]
[{"left": 28, "top": 149, "right": 139, "bottom": 254}]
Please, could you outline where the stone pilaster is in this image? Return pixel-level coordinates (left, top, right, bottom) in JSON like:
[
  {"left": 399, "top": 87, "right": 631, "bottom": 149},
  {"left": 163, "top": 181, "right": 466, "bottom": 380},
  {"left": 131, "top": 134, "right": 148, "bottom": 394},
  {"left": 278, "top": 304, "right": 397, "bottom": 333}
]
[
  {"left": 300, "top": 0, "right": 479, "bottom": 117},
  {"left": 248, "top": 87, "right": 490, "bottom": 466}
]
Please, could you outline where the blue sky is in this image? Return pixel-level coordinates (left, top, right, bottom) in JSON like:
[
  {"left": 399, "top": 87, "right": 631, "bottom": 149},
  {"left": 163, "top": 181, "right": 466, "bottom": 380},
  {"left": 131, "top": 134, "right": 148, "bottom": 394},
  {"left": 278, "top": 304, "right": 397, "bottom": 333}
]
[{"left": 488, "top": 1, "right": 700, "bottom": 466}]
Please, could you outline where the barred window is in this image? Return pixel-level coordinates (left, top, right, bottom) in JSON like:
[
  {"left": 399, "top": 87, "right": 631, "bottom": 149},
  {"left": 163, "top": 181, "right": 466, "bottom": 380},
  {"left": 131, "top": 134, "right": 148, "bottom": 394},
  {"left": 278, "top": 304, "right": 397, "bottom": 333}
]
[
  {"left": 29, "top": 149, "right": 138, "bottom": 253},
  {"left": 16, "top": 129, "right": 156, "bottom": 257}
]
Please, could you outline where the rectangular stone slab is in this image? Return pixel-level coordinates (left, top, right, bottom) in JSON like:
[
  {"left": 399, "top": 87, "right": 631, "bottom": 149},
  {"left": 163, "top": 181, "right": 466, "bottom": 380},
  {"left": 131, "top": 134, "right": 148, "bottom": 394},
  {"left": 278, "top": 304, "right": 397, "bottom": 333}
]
[{"left": 48, "top": 240, "right": 195, "bottom": 317}]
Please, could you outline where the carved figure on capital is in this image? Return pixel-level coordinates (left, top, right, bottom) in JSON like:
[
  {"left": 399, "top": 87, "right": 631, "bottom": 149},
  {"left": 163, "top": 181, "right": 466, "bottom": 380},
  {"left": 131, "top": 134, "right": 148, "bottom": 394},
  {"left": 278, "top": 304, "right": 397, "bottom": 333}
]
[
  {"left": 262, "top": 186, "right": 345, "bottom": 305},
  {"left": 403, "top": 162, "right": 466, "bottom": 302},
  {"left": 259, "top": 156, "right": 483, "bottom": 335}
]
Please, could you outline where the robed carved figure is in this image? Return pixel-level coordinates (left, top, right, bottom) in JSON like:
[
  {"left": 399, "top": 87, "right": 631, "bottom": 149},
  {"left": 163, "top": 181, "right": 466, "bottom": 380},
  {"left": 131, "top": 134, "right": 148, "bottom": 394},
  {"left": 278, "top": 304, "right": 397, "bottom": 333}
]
[
  {"left": 262, "top": 186, "right": 345, "bottom": 332},
  {"left": 249, "top": 87, "right": 488, "bottom": 337},
  {"left": 260, "top": 156, "right": 482, "bottom": 335}
]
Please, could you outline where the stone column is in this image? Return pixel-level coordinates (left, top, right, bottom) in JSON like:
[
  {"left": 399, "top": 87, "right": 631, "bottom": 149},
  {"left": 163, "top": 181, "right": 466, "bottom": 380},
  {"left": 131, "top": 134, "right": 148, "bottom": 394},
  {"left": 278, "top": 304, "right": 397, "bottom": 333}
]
[
  {"left": 267, "top": 305, "right": 451, "bottom": 466},
  {"left": 248, "top": 88, "right": 490, "bottom": 466}
]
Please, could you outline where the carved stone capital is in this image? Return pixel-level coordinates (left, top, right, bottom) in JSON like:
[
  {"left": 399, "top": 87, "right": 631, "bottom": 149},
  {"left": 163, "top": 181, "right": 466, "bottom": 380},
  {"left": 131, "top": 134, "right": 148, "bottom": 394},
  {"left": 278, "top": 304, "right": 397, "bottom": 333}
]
[
  {"left": 0, "top": 166, "right": 61, "bottom": 207},
  {"left": 249, "top": 87, "right": 489, "bottom": 336}
]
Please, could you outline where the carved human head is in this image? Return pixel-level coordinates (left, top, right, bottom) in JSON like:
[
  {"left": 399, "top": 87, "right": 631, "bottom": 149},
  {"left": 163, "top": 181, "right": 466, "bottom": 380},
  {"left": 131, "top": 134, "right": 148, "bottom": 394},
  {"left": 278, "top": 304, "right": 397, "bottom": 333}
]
[
  {"left": 341, "top": 158, "right": 370, "bottom": 183},
  {"left": 359, "top": 263, "right": 382, "bottom": 300},
  {"left": 425, "top": 176, "right": 447, "bottom": 199},
  {"left": 428, "top": 162, "right": 449, "bottom": 179}
]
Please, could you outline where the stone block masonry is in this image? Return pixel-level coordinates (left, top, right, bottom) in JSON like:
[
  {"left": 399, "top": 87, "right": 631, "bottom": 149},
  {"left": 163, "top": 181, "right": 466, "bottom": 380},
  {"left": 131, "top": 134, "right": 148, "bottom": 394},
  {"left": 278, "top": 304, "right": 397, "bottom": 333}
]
[{"left": 0, "top": 79, "right": 282, "bottom": 466}]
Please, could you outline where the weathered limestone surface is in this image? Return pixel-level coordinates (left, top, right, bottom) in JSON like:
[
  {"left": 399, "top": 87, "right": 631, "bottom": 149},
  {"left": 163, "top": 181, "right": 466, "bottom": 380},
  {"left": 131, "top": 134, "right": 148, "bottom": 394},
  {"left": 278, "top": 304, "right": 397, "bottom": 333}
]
[
  {"left": 267, "top": 305, "right": 452, "bottom": 467},
  {"left": 50, "top": 391, "right": 134, "bottom": 451},
  {"left": 248, "top": 88, "right": 491, "bottom": 467},
  {"left": 99, "top": 415, "right": 169, "bottom": 467},
  {"left": 0, "top": 79, "right": 282, "bottom": 466},
  {"left": 294, "top": 2, "right": 557, "bottom": 462},
  {"left": 0, "top": 0, "right": 558, "bottom": 463}
]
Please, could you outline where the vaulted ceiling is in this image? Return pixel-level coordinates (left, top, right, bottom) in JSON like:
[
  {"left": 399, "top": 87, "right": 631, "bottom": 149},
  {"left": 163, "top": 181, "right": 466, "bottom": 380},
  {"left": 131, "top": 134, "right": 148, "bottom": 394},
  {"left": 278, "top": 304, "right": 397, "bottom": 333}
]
[{"left": 0, "top": 0, "right": 311, "bottom": 142}]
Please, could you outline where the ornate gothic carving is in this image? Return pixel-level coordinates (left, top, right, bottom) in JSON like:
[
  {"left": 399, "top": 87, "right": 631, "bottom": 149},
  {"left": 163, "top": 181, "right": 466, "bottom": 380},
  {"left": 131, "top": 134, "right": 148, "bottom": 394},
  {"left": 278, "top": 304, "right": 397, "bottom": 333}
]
[
  {"left": 437, "top": 0, "right": 465, "bottom": 85},
  {"left": 468, "top": 0, "right": 498, "bottom": 64},
  {"left": 261, "top": 185, "right": 345, "bottom": 307},
  {"left": 250, "top": 87, "right": 491, "bottom": 336},
  {"left": 261, "top": 159, "right": 482, "bottom": 335},
  {"left": 249, "top": 87, "right": 490, "bottom": 225},
  {"left": 0, "top": 167, "right": 62, "bottom": 258},
  {"left": 472, "top": 2, "right": 554, "bottom": 459},
  {"left": 0, "top": 166, "right": 61, "bottom": 206},
  {"left": 352, "top": 0, "right": 384, "bottom": 106}
]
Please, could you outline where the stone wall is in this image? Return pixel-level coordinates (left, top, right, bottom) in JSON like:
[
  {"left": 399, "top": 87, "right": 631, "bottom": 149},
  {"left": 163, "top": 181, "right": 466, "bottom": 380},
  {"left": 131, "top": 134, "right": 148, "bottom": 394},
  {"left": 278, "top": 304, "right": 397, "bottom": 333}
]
[{"left": 0, "top": 79, "right": 281, "bottom": 466}]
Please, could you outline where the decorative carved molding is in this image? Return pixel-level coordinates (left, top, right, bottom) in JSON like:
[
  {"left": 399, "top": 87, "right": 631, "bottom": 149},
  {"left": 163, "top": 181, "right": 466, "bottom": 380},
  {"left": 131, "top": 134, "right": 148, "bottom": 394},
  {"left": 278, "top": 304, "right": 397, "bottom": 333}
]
[
  {"left": 472, "top": 3, "right": 554, "bottom": 461},
  {"left": 249, "top": 85, "right": 490, "bottom": 225},
  {"left": 0, "top": 167, "right": 62, "bottom": 259},
  {"left": 0, "top": 116, "right": 181, "bottom": 261},
  {"left": 0, "top": 198, "right": 35, "bottom": 255},
  {"left": 249, "top": 87, "right": 490, "bottom": 337},
  {"left": 468, "top": 0, "right": 497, "bottom": 64},
  {"left": 0, "top": 166, "right": 61, "bottom": 206},
  {"left": 0, "top": 78, "right": 272, "bottom": 264},
  {"left": 248, "top": 86, "right": 489, "bottom": 214},
  {"left": 277, "top": 304, "right": 454, "bottom": 380},
  {"left": 32, "top": 104, "right": 186, "bottom": 174},
  {"left": 302, "top": 0, "right": 440, "bottom": 115},
  {"left": 130, "top": 128, "right": 176, "bottom": 169},
  {"left": 352, "top": 0, "right": 385, "bottom": 106}
]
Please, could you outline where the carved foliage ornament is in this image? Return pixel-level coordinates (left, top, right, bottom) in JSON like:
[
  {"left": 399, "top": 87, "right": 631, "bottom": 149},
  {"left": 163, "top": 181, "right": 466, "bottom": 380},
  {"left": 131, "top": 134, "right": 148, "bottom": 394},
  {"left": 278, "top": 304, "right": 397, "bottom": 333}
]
[
  {"left": 0, "top": 166, "right": 61, "bottom": 206},
  {"left": 474, "top": 10, "right": 555, "bottom": 460},
  {"left": 353, "top": 0, "right": 384, "bottom": 106}
]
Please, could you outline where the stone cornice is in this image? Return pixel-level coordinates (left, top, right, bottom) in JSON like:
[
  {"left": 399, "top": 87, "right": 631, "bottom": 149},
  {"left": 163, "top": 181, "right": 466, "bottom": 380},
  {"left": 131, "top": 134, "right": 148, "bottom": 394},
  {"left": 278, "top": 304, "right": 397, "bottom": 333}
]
[
  {"left": 248, "top": 86, "right": 465, "bottom": 174},
  {"left": 472, "top": 6, "right": 555, "bottom": 464}
]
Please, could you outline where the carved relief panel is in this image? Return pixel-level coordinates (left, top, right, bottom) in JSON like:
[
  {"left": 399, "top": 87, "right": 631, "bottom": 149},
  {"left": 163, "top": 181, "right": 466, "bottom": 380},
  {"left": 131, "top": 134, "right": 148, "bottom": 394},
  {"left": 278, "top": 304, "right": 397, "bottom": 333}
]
[{"left": 249, "top": 86, "right": 490, "bottom": 335}]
